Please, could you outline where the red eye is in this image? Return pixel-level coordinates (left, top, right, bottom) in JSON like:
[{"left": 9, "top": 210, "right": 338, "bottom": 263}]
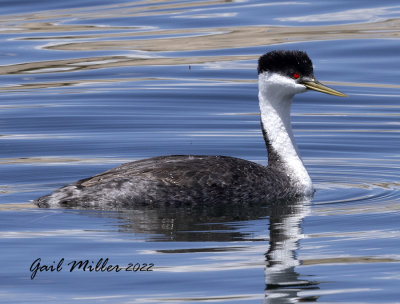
[{"left": 293, "top": 73, "right": 300, "bottom": 79}]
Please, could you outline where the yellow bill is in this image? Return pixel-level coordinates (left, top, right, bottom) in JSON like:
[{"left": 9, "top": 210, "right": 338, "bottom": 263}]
[{"left": 303, "top": 80, "right": 347, "bottom": 97}]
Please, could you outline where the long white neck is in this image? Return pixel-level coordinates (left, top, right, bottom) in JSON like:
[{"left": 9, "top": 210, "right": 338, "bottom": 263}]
[{"left": 258, "top": 72, "right": 313, "bottom": 194}]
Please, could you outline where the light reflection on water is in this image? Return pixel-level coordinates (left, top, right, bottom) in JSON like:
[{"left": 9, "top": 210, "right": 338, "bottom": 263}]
[{"left": 1, "top": 0, "right": 400, "bottom": 303}]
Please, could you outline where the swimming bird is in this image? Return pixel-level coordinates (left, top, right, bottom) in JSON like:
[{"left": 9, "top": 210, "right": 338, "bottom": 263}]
[{"left": 33, "top": 50, "right": 347, "bottom": 209}]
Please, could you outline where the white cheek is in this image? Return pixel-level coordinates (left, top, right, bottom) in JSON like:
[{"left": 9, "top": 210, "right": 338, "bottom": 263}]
[
  {"left": 295, "top": 83, "right": 307, "bottom": 94},
  {"left": 260, "top": 72, "right": 306, "bottom": 97}
]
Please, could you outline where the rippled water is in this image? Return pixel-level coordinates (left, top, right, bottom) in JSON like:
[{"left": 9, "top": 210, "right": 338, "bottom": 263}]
[{"left": 1, "top": 0, "right": 400, "bottom": 303}]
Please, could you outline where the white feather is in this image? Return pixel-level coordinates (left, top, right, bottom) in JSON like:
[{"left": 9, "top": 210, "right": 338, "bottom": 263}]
[{"left": 258, "top": 72, "right": 313, "bottom": 195}]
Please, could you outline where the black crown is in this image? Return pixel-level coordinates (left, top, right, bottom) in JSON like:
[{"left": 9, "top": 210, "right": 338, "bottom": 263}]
[{"left": 258, "top": 50, "right": 314, "bottom": 79}]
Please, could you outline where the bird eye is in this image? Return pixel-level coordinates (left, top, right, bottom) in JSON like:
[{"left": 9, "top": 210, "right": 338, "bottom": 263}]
[{"left": 293, "top": 73, "right": 300, "bottom": 79}]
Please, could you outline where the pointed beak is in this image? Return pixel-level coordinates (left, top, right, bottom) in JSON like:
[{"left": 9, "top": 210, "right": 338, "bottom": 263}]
[{"left": 302, "top": 79, "right": 347, "bottom": 97}]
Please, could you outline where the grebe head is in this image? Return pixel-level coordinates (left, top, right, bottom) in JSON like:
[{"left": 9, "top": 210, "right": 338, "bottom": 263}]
[
  {"left": 258, "top": 50, "right": 347, "bottom": 99},
  {"left": 256, "top": 50, "right": 347, "bottom": 195}
]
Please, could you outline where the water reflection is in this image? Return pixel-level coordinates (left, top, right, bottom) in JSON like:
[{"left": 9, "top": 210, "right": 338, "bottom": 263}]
[
  {"left": 77, "top": 199, "right": 316, "bottom": 302},
  {"left": 264, "top": 201, "right": 318, "bottom": 303},
  {"left": 81, "top": 203, "right": 270, "bottom": 242}
]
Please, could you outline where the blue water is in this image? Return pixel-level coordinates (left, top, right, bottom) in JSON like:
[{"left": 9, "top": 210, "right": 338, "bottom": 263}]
[{"left": 1, "top": 0, "right": 400, "bottom": 303}]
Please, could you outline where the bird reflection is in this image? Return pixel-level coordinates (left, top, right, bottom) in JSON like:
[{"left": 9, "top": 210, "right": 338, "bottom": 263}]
[
  {"left": 264, "top": 200, "right": 319, "bottom": 303},
  {"left": 79, "top": 203, "right": 272, "bottom": 242},
  {"left": 75, "top": 199, "right": 319, "bottom": 301}
]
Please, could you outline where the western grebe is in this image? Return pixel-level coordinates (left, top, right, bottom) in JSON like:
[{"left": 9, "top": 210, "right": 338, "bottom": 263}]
[{"left": 33, "top": 50, "right": 347, "bottom": 209}]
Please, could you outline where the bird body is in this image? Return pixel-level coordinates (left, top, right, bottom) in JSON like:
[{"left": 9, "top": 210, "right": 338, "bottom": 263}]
[
  {"left": 34, "top": 155, "right": 300, "bottom": 208},
  {"left": 33, "top": 50, "right": 346, "bottom": 209}
]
